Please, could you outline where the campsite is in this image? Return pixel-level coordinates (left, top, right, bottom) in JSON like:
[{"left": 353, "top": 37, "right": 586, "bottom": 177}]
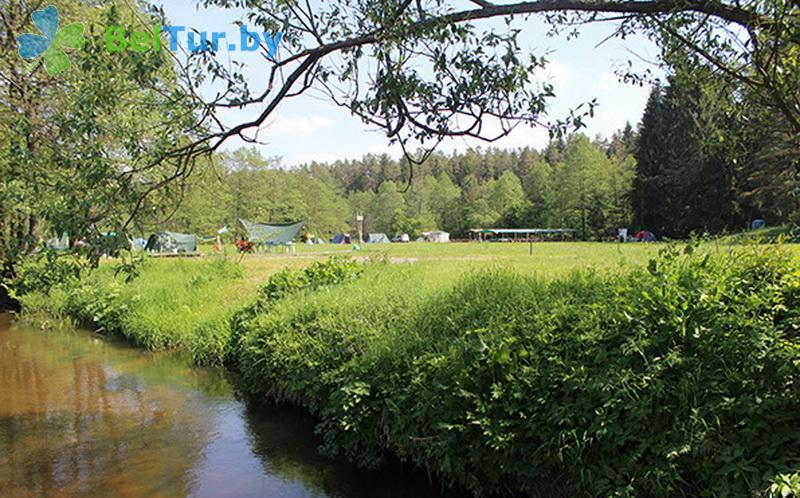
[{"left": 3, "top": 0, "right": 800, "bottom": 497}]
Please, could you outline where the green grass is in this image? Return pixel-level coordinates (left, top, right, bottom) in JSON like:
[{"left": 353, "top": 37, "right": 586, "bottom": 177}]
[
  {"left": 715, "top": 226, "right": 795, "bottom": 244},
  {"left": 19, "top": 256, "right": 312, "bottom": 363},
  {"left": 21, "top": 241, "right": 669, "bottom": 363},
  {"left": 210, "top": 241, "right": 664, "bottom": 278},
  {"left": 213, "top": 239, "right": 800, "bottom": 282},
  {"left": 22, "top": 241, "right": 800, "bottom": 357}
]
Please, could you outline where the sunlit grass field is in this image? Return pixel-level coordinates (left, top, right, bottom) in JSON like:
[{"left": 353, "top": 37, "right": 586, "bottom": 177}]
[
  {"left": 206, "top": 239, "right": 799, "bottom": 288},
  {"left": 215, "top": 241, "right": 665, "bottom": 281},
  {"left": 48, "top": 241, "right": 662, "bottom": 356}
]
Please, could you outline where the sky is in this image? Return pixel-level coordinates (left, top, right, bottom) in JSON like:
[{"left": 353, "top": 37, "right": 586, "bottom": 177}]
[{"left": 158, "top": 1, "right": 664, "bottom": 166}]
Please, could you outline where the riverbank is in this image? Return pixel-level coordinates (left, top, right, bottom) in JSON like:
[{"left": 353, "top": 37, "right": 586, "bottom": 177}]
[
  {"left": 0, "top": 282, "right": 19, "bottom": 312},
  {"left": 12, "top": 243, "right": 800, "bottom": 496}
]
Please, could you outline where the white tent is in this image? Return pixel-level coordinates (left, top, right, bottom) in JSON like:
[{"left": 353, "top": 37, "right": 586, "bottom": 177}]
[
  {"left": 367, "top": 233, "right": 391, "bottom": 243},
  {"left": 392, "top": 233, "right": 410, "bottom": 243},
  {"left": 424, "top": 231, "right": 450, "bottom": 243}
]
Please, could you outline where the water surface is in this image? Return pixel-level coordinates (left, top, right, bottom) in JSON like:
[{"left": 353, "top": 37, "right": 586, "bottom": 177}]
[{"left": 0, "top": 314, "right": 453, "bottom": 497}]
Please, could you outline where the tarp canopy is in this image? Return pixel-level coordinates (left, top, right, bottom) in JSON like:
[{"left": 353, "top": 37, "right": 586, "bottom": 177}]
[
  {"left": 331, "top": 233, "right": 351, "bottom": 244},
  {"left": 146, "top": 232, "right": 197, "bottom": 253},
  {"left": 366, "top": 233, "right": 390, "bottom": 243},
  {"left": 240, "top": 219, "right": 305, "bottom": 246}
]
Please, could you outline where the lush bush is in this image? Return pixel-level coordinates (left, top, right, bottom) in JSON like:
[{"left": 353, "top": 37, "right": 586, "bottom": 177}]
[
  {"left": 234, "top": 245, "right": 800, "bottom": 497},
  {"left": 7, "top": 252, "right": 86, "bottom": 298},
  {"left": 228, "top": 256, "right": 364, "bottom": 362}
]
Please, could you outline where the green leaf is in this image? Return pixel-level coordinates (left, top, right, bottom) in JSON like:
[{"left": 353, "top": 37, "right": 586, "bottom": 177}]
[
  {"left": 43, "top": 47, "right": 70, "bottom": 76},
  {"left": 54, "top": 23, "right": 85, "bottom": 50}
]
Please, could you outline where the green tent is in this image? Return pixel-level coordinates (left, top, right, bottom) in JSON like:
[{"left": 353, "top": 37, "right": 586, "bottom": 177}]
[
  {"left": 239, "top": 220, "right": 305, "bottom": 247},
  {"left": 145, "top": 232, "right": 197, "bottom": 253}
]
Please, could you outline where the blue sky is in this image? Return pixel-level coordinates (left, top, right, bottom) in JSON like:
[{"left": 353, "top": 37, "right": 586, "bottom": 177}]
[{"left": 159, "top": 1, "right": 663, "bottom": 166}]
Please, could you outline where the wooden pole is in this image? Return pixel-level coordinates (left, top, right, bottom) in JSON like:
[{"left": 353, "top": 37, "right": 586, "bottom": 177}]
[{"left": 356, "top": 213, "right": 364, "bottom": 245}]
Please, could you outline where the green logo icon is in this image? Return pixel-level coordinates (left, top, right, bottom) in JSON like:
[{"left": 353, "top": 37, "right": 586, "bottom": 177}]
[{"left": 17, "top": 5, "right": 85, "bottom": 76}]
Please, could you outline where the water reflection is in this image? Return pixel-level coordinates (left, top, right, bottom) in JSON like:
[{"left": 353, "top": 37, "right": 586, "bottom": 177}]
[
  {"left": 0, "top": 316, "right": 454, "bottom": 498},
  {"left": 0, "top": 315, "right": 209, "bottom": 497},
  {"left": 242, "top": 403, "right": 456, "bottom": 498}
]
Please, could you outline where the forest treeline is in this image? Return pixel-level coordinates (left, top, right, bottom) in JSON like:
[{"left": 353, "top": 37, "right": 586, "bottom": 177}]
[{"left": 161, "top": 69, "right": 798, "bottom": 241}]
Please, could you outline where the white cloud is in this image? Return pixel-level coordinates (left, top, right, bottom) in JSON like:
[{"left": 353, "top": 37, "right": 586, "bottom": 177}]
[
  {"left": 266, "top": 114, "right": 335, "bottom": 136},
  {"left": 596, "top": 72, "right": 622, "bottom": 92},
  {"left": 541, "top": 61, "right": 572, "bottom": 86}
]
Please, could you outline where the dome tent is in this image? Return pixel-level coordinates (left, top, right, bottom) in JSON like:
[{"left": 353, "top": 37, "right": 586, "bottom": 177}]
[
  {"left": 145, "top": 232, "right": 197, "bottom": 253},
  {"left": 366, "top": 233, "right": 390, "bottom": 243},
  {"left": 423, "top": 231, "right": 450, "bottom": 243}
]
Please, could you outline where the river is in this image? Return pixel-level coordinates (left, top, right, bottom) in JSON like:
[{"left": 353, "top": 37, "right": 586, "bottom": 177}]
[{"left": 0, "top": 314, "right": 456, "bottom": 498}]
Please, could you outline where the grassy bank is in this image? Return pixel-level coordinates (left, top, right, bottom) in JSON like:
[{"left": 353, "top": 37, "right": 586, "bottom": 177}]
[
  {"left": 12, "top": 242, "right": 800, "bottom": 496},
  {"left": 16, "top": 256, "right": 310, "bottom": 364}
]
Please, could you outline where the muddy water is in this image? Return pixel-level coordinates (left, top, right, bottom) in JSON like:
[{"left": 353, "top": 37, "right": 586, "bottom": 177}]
[{"left": 0, "top": 314, "right": 454, "bottom": 498}]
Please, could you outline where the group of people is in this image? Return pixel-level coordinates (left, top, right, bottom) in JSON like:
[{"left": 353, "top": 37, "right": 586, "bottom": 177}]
[
  {"left": 617, "top": 229, "right": 657, "bottom": 243},
  {"left": 235, "top": 238, "right": 255, "bottom": 253}
]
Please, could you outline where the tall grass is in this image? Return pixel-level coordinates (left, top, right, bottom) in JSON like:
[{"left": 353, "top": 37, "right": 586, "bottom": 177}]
[{"left": 19, "top": 257, "right": 248, "bottom": 364}]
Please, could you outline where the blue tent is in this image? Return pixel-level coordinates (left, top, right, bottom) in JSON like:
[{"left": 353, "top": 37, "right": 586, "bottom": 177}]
[{"left": 331, "top": 233, "right": 351, "bottom": 244}]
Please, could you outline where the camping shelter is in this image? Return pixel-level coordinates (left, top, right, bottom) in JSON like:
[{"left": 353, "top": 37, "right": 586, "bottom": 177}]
[
  {"left": 635, "top": 230, "right": 657, "bottom": 242},
  {"left": 366, "top": 233, "right": 390, "bottom": 243},
  {"left": 392, "top": 233, "right": 410, "bottom": 243},
  {"left": 46, "top": 233, "right": 70, "bottom": 251},
  {"left": 331, "top": 233, "right": 352, "bottom": 244},
  {"left": 239, "top": 220, "right": 305, "bottom": 249},
  {"left": 146, "top": 232, "right": 197, "bottom": 253},
  {"left": 423, "top": 231, "right": 450, "bottom": 243}
]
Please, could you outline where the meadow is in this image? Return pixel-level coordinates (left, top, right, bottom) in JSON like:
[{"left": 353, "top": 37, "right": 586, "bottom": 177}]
[
  {"left": 228, "top": 240, "right": 665, "bottom": 278},
  {"left": 14, "top": 240, "right": 800, "bottom": 497},
  {"left": 18, "top": 241, "right": 663, "bottom": 358}
]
